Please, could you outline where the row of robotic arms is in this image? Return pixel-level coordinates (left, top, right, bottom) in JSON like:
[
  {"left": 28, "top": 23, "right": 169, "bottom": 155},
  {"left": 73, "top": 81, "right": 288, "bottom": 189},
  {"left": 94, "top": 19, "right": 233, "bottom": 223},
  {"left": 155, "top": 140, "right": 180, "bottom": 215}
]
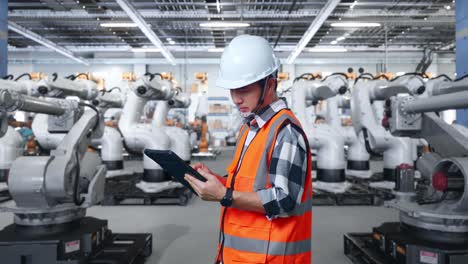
[
  {"left": 0, "top": 72, "right": 193, "bottom": 263},
  {"left": 287, "top": 71, "right": 468, "bottom": 262},
  {"left": 288, "top": 72, "right": 468, "bottom": 192}
]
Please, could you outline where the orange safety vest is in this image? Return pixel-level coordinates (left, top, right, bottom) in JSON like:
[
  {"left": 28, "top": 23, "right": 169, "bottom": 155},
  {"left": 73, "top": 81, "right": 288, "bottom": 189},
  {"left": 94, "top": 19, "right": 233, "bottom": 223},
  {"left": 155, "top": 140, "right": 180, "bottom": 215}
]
[{"left": 217, "top": 108, "right": 313, "bottom": 264}]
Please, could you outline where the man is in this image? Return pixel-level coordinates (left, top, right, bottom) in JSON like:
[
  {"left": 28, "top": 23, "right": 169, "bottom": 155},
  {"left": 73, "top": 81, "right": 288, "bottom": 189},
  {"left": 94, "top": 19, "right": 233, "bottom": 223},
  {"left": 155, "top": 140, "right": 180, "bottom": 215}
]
[{"left": 185, "top": 35, "right": 313, "bottom": 264}]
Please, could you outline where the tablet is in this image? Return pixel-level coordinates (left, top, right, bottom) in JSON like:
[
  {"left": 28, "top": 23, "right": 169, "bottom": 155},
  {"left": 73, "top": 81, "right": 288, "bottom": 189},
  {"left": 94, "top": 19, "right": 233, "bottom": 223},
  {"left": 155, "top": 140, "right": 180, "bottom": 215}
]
[{"left": 144, "top": 149, "right": 207, "bottom": 195}]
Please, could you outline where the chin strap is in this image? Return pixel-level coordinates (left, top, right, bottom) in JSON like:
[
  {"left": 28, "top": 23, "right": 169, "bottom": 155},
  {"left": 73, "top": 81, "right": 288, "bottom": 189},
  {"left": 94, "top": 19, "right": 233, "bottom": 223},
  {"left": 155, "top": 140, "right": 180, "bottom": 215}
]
[
  {"left": 251, "top": 76, "right": 270, "bottom": 115},
  {"left": 240, "top": 75, "right": 277, "bottom": 122}
]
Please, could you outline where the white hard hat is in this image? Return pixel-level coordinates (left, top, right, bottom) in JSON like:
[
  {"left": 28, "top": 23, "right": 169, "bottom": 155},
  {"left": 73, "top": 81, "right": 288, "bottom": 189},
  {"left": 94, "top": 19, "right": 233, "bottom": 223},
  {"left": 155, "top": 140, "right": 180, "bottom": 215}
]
[{"left": 216, "top": 35, "right": 279, "bottom": 90}]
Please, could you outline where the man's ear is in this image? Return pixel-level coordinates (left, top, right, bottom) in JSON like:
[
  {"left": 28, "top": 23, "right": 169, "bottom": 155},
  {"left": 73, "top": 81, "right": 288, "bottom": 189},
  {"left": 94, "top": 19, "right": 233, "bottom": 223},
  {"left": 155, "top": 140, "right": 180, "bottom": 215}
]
[{"left": 268, "top": 77, "right": 277, "bottom": 93}]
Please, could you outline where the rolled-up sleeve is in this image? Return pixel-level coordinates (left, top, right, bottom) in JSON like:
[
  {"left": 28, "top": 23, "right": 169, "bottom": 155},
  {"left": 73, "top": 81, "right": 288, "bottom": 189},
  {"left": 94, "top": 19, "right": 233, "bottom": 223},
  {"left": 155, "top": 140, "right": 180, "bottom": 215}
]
[{"left": 257, "top": 124, "right": 308, "bottom": 220}]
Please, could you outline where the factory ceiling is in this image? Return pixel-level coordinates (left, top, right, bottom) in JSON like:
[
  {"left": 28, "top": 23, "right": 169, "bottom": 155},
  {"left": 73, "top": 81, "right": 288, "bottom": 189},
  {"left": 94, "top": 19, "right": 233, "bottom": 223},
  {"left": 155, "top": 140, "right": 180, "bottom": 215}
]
[{"left": 7, "top": 0, "right": 456, "bottom": 63}]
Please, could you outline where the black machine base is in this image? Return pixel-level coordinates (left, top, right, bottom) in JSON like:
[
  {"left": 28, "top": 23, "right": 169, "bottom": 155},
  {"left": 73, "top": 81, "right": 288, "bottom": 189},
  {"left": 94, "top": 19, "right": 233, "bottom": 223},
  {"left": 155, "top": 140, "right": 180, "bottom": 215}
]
[
  {"left": 104, "top": 160, "right": 124, "bottom": 170},
  {"left": 383, "top": 168, "right": 398, "bottom": 181},
  {"left": 312, "top": 184, "right": 383, "bottom": 206},
  {"left": 143, "top": 169, "right": 170, "bottom": 182},
  {"left": 311, "top": 160, "right": 317, "bottom": 171},
  {"left": 346, "top": 173, "right": 396, "bottom": 202},
  {"left": 103, "top": 175, "right": 192, "bottom": 206},
  {"left": 0, "top": 169, "right": 8, "bottom": 182},
  {"left": 0, "top": 189, "right": 11, "bottom": 203},
  {"left": 317, "top": 168, "right": 346, "bottom": 182},
  {"left": 0, "top": 216, "right": 152, "bottom": 264},
  {"left": 347, "top": 160, "right": 370, "bottom": 171},
  {"left": 344, "top": 222, "right": 468, "bottom": 264}
]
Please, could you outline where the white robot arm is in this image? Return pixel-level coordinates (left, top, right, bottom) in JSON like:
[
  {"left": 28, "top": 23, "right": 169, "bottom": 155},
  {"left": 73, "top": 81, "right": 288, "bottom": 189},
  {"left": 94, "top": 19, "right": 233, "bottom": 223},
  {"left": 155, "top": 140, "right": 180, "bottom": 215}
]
[
  {"left": 36, "top": 77, "right": 99, "bottom": 100},
  {"left": 4, "top": 97, "right": 106, "bottom": 226},
  {"left": 0, "top": 89, "right": 66, "bottom": 137},
  {"left": 351, "top": 75, "right": 425, "bottom": 181},
  {"left": 0, "top": 79, "right": 39, "bottom": 96},
  {"left": 292, "top": 75, "right": 350, "bottom": 183},
  {"left": 92, "top": 92, "right": 124, "bottom": 109}
]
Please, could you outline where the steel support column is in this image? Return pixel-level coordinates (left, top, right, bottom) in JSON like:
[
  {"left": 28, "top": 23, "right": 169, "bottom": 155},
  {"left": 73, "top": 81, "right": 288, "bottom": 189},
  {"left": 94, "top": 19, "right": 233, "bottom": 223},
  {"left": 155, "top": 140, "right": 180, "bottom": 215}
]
[
  {"left": 456, "top": 0, "right": 468, "bottom": 126},
  {"left": 0, "top": 0, "right": 7, "bottom": 77}
]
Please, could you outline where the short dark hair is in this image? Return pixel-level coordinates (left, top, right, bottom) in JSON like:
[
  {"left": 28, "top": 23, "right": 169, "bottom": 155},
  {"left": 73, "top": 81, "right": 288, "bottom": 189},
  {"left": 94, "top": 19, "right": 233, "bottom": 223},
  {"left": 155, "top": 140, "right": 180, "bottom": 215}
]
[{"left": 257, "top": 71, "right": 278, "bottom": 91}]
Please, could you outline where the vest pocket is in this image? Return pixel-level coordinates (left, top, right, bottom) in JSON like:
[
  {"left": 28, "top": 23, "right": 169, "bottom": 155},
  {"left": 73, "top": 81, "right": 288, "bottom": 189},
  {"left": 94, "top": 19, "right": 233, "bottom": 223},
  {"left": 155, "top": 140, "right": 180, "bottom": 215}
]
[
  {"left": 225, "top": 212, "right": 273, "bottom": 263},
  {"left": 225, "top": 224, "right": 269, "bottom": 264}
]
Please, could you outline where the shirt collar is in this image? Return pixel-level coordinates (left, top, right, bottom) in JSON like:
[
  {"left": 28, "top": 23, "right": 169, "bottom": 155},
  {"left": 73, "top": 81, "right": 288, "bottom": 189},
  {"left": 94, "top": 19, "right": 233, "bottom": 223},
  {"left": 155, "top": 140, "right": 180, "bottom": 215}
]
[{"left": 244, "top": 97, "right": 288, "bottom": 129}]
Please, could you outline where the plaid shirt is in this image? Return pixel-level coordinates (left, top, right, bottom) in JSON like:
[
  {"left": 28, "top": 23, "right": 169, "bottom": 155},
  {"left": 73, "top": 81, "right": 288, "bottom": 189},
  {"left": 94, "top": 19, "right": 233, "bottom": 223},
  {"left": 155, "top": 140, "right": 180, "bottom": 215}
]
[{"left": 237, "top": 98, "right": 309, "bottom": 220}]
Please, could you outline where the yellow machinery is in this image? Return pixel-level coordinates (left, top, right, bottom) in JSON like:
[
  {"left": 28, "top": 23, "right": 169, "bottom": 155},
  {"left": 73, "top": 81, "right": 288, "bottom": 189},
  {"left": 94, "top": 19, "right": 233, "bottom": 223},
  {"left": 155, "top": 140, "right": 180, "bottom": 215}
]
[
  {"left": 29, "top": 72, "right": 46, "bottom": 81},
  {"left": 75, "top": 72, "right": 105, "bottom": 91},
  {"left": 198, "top": 116, "right": 209, "bottom": 153},
  {"left": 122, "top": 72, "right": 137, "bottom": 81},
  {"left": 194, "top": 72, "right": 208, "bottom": 93}
]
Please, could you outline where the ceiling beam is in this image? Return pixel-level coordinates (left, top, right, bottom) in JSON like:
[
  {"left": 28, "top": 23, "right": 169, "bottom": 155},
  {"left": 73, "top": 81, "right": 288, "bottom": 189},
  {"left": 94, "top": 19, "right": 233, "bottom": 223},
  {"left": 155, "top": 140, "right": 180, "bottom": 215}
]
[
  {"left": 7, "top": 21, "right": 89, "bottom": 65},
  {"left": 7, "top": 9, "right": 453, "bottom": 19},
  {"left": 114, "top": 0, "right": 176, "bottom": 65},
  {"left": 286, "top": 0, "right": 341, "bottom": 64},
  {"left": 8, "top": 44, "right": 441, "bottom": 53},
  {"left": 6, "top": 1, "right": 451, "bottom": 9}
]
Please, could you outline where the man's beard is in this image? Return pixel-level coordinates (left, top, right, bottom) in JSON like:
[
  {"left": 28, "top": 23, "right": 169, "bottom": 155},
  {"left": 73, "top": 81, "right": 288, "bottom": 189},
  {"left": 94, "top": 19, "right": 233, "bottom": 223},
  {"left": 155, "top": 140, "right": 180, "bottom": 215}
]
[
  {"left": 239, "top": 111, "right": 252, "bottom": 118},
  {"left": 239, "top": 110, "right": 255, "bottom": 122}
]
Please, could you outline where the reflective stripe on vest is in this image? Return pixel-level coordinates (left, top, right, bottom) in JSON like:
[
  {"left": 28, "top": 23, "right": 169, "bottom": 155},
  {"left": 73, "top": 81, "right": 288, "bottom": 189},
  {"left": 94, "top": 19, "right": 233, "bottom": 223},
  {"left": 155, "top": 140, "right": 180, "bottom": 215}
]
[
  {"left": 224, "top": 233, "right": 311, "bottom": 256},
  {"left": 219, "top": 109, "right": 313, "bottom": 264}
]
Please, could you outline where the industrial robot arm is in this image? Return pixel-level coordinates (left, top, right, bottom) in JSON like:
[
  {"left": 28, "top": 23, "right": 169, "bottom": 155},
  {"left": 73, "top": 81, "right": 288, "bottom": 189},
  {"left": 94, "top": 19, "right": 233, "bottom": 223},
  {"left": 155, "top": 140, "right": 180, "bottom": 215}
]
[
  {"left": 0, "top": 79, "right": 39, "bottom": 96},
  {"left": 352, "top": 75, "right": 425, "bottom": 151},
  {"left": 92, "top": 92, "right": 124, "bottom": 109},
  {"left": 6, "top": 97, "right": 105, "bottom": 215},
  {"left": 350, "top": 75, "right": 425, "bottom": 181},
  {"left": 0, "top": 89, "right": 66, "bottom": 137},
  {"left": 36, "top": 77, "right": 99, "bottom": 100},
  {"left": 388, "top": 90, "right": 468, "bottom": 156},
  {"left": 132, "top": 75, "right": 174, "bottom": 100},
  {"left": 168, "top": 89, "right": 191, "bottom": 108},
  {"left": 291, "top": 76, "right": 350, "bottom": 183},
  {"left": 310, "top": 75, "right": 348, "bottom": 104},
  {"left": 383, "top": 84, "right": 468, "bottom": 237}
]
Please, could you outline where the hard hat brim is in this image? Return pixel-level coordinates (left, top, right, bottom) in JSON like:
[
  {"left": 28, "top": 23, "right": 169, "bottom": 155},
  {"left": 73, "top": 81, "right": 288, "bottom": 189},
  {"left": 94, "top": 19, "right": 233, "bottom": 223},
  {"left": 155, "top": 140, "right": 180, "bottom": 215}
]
[{"left": 216, "top": 67, "right": 277, "bottom": 90}]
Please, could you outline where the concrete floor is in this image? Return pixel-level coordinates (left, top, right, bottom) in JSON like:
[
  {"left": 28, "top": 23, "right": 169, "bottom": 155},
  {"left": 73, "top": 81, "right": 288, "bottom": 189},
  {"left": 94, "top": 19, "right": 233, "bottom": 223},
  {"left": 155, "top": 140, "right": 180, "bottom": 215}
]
[{"left": 0, "top": 148, "right": 399, "bottom": 264}]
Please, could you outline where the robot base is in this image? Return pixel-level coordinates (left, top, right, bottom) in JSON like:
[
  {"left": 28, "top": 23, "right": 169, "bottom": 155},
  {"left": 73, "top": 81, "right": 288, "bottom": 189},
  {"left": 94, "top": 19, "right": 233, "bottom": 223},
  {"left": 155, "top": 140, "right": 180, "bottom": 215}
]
[
  {"left": 344, "top": 222, "right": 468, "bottom": 264},
  {"left": 347, "top": 160, "right": 370, "bottom": 171},
  {"left": 123, "top": 153, "right": 143, "bottom": 161},
  {"left": 346, "top": 174, "right": 396, "bottom": 202},
  {"left": 383, "top": 168, "right": 398, "bottom": 182},
  {"left": 102, "top": 175, "right": 192, "bottom": 206},
  {"left": 0, "top": 216, "right": 152, "bottom": 264},
  {"left": 143, "top": 169, "right": 171, "bottom": 182},
  {"left": 0, "top": 183, "right": 11, "bottom": 203},
  {"left": 0, "top": 169, "right": 8, "bottom": 182},
  {"left": 317, "top": 169, "right": 346, "bottom": 182},
  {"left": 104, "top": 160, "right": 124, "bottom": 170},
  {"left": 312, "top": 184, "right": 383, "bottom": 206}
]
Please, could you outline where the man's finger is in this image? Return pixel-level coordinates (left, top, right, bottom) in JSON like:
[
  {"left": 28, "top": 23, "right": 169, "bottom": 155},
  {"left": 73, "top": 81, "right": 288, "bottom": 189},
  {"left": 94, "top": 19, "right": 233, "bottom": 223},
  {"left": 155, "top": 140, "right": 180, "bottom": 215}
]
[
  {"left": 197, "top": 168, "right": 216, "bottom": 180},
  {"left": 185, "top": 175, "right": 202, "bottom": 195},
  {"left": 185, "top": 174, "right": 205, "bottom": 189},
  {"left": 191, "top": 162, "right": 204, "bottom": 169}
]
